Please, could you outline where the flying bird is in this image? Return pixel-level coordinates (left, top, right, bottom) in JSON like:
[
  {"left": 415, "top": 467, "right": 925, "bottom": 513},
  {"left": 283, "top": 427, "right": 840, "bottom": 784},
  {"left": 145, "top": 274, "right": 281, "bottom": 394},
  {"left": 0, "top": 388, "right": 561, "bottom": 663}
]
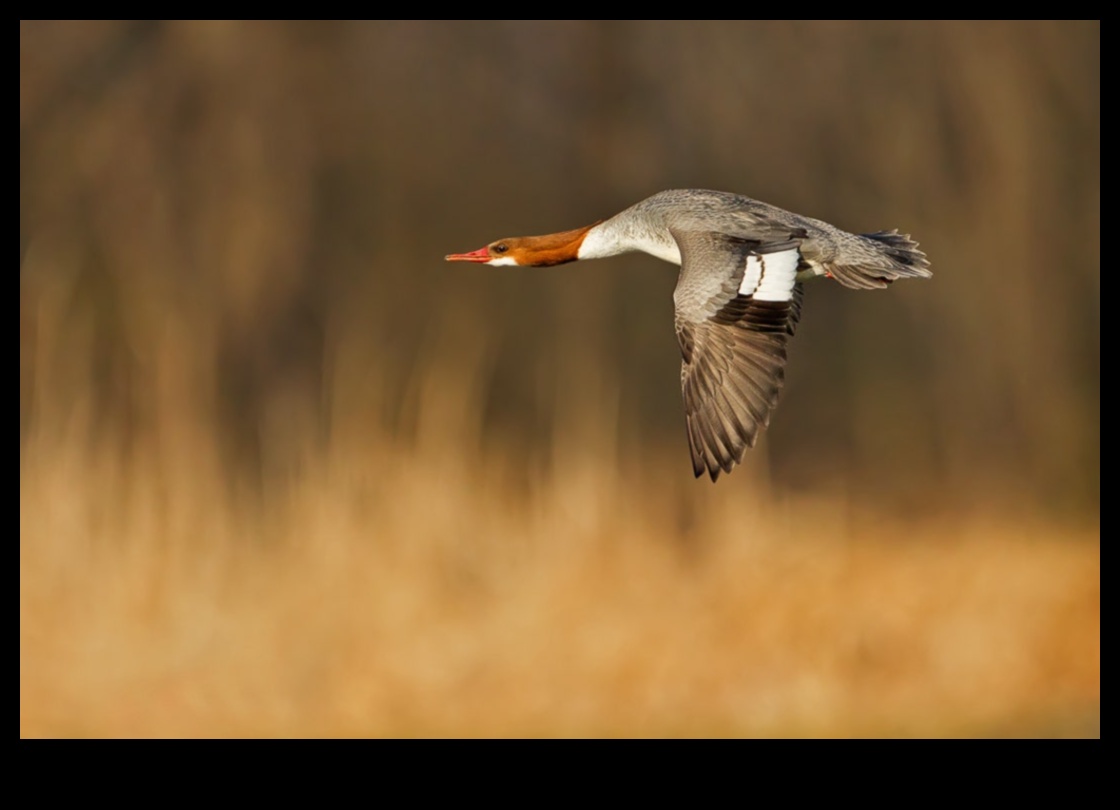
[{"left": 446, "top": 189, "right": 930, "bottom": 481}]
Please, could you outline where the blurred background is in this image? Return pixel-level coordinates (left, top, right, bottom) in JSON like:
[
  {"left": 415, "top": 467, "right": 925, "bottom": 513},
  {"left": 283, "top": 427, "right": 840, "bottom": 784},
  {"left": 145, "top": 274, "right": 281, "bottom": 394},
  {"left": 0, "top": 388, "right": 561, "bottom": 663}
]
[{"left": 20, "top": 20, "right": 1098, "bottom": 737}]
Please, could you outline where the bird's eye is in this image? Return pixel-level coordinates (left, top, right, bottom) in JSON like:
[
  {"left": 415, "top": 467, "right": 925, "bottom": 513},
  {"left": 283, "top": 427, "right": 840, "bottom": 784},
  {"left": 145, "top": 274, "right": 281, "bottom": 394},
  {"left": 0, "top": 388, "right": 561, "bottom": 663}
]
[{"left": 492, "top": 244, "right": 509, "bottom": 254}]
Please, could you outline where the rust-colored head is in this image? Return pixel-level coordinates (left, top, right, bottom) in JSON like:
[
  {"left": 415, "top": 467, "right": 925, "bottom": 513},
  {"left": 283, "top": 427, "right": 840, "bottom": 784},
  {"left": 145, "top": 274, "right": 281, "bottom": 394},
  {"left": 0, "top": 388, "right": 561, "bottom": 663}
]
[{"left": 445, "top": 223, "right": 601, "bottom": 267}]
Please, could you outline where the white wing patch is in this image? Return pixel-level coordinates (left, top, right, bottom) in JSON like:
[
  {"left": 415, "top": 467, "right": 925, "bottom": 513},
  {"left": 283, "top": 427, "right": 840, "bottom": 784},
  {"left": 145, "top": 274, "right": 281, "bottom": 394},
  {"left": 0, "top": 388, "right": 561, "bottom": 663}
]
[
  {"left": 751, "top": 248, "right": 800, "bottom": 302},
  {"left": 738, "top": 255, "right": 763, "bottom": 296}
]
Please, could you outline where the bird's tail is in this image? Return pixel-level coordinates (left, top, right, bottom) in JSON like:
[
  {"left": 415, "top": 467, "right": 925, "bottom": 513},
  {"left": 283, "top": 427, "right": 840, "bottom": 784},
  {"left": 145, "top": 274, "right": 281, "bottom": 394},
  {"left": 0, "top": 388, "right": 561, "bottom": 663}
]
[{"left": 826, "top": 230, "right": 932, "bottom": 290}]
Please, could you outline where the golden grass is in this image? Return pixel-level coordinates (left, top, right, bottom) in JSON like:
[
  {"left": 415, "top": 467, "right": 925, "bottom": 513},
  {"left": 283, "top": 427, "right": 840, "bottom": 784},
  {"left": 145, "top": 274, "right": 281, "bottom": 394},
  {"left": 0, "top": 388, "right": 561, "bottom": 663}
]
[{"left": 20, "top": 440, "right": 1099, "bottom": 738}]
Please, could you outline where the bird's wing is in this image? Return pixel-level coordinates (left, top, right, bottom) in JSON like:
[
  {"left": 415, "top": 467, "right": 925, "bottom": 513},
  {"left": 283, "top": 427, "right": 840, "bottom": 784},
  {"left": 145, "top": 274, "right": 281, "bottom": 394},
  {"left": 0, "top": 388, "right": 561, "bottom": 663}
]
[{"left": 671, "top": 230, "right": 804, "bottom": 482}]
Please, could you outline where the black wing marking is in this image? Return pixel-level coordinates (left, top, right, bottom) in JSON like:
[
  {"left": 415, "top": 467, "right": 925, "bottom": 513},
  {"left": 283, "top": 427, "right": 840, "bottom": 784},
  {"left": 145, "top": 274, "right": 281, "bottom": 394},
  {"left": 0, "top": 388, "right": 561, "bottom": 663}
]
[{"left": 670, "top": 229, "right": 804, "bottom": 481}]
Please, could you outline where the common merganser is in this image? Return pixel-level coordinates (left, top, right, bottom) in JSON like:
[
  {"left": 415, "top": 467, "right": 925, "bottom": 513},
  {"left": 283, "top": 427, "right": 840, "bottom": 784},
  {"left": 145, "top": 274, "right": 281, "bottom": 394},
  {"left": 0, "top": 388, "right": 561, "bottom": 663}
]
[{"left": 447, "top": 189, "right": 931, "bottom": 482}]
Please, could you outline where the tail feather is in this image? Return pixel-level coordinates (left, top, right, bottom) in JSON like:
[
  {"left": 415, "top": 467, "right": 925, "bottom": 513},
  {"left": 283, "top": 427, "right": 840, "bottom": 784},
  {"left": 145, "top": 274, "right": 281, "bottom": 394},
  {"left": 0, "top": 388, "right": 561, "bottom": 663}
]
[{"left": 827, "top": 230, "right": 932, "bottom": 290}]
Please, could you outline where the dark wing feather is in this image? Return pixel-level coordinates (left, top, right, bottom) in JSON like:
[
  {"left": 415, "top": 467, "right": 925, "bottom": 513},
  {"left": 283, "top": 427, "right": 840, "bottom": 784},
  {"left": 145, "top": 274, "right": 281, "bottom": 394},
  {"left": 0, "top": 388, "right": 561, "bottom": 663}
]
[{"left": 671, "top": 230, "right": 804, "bottom": 482}]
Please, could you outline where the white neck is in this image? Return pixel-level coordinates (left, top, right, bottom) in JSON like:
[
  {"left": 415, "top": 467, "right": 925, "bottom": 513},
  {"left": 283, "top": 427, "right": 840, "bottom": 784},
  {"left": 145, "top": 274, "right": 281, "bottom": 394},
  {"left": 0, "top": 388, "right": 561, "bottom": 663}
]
[{"left": 577, "top": 217, "right": 682, "bottom": 266}]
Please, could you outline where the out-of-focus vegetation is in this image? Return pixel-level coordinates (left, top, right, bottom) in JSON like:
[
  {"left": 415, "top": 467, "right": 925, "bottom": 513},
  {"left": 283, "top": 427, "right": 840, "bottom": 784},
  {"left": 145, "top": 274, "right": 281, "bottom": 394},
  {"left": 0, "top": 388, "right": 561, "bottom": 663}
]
[{"left": 20, "top": 21, "right": 1098, "bottom": 737}]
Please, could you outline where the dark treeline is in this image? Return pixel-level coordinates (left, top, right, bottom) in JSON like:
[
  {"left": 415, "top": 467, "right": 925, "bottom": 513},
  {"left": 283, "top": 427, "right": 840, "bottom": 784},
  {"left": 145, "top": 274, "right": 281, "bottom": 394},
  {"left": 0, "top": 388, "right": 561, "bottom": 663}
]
[{"left": 20, "top": 21, "right": 1100, "bottom": 517}]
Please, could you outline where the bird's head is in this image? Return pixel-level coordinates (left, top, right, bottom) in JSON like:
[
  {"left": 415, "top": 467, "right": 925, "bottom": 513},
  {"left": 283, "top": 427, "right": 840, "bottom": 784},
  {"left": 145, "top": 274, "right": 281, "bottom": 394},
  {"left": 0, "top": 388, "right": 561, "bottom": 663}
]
[
  {"left": 445, "top": 238, "right": 528, "bottom": 267},
  {"left": 445, "top": 223, "right": 603, "bottom": 268}
]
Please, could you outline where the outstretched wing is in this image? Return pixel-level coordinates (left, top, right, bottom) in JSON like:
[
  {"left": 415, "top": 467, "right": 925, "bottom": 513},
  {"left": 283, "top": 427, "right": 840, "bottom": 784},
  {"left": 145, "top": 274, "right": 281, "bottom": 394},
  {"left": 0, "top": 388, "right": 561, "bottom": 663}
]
[{"left": 671, "top": 230, "right": 804, "bottom": 482}]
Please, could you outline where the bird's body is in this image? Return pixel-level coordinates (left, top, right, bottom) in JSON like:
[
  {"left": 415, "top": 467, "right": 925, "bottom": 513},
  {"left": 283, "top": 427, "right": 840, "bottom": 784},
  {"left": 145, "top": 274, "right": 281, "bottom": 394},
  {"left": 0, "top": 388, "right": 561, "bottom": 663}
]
[{"left": 447, "top": 189, "right": 930, "bottom": 481}]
